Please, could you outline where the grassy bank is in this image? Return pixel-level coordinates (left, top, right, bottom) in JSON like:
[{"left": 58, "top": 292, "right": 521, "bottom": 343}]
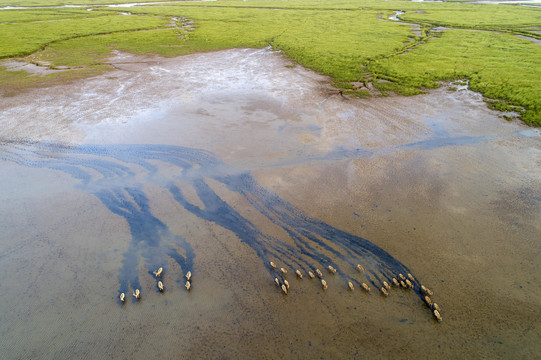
[
  {"left": 369, "top": 29, "right": 541, "bottom": 125},
  {"left": 0, "top": 13, "right": 168, "bottom": 59},
  {"left": 122, "top": 6, "right": 413, "bottom": 85},
  {"left": 0, "top": 0, "right": 540, "bottom": 125}
]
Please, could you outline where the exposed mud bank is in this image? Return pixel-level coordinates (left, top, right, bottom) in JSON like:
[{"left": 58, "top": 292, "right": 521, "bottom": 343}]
[
  {"left": 0, "top": 48, "right": 540, "bottom": 359},
  {"left": 1, "top": 59, "right": 69, "bottom": 76}
]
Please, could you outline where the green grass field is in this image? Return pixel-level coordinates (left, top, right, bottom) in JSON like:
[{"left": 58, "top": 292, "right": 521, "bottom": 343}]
[{"left": 1, "top": 0, "right": 540, "bottom": 125}]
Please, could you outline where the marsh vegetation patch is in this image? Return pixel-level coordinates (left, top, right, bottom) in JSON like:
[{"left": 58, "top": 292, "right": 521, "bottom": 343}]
[{"left": 0, "top": 0, "right": 539, "bottom": 124}]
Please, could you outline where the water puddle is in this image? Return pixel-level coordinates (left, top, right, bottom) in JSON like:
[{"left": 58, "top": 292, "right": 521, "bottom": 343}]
[
  {"left": 0, "top": 48, "right": 540, "bottom": 359},
  {"left": 389, "top": 11, "right": 405, "bottom": 21},
  {"left": 385, "top": 11, "right": 422, "bottom": 37}
]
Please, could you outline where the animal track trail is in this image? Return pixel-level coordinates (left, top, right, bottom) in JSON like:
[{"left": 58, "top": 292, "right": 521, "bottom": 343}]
[{"left": 1, "top": 140, "right": 441, "bottom": 321}]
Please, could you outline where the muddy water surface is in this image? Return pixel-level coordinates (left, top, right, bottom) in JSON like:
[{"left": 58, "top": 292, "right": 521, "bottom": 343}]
[{"left": 1, "top": 48, "right": 540, "bottom": 359}]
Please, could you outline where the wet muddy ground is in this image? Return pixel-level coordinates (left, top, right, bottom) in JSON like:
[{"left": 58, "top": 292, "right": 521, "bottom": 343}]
[{"left": 0, "top": 48, "right": 540, "bottom": 359}]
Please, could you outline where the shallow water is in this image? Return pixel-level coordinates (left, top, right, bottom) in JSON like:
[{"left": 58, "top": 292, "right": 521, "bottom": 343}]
[{"left": 0, "top": 48, "right": 540, "bottom": 359}]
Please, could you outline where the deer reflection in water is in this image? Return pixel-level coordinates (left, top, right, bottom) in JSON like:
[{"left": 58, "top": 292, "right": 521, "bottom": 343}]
[{"left": 1, "top": 140, "right": 436, "bottom": 316}]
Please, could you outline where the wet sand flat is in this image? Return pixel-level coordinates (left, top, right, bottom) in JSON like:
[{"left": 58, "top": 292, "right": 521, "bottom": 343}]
[{"left": 0, "top": 48, "right": 540, "bottom": 359}]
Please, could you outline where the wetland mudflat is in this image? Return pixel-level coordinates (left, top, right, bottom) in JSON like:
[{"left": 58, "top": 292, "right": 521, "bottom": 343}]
[{"left": 0, "top": 48, "right": 539, "bottom": 359}]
